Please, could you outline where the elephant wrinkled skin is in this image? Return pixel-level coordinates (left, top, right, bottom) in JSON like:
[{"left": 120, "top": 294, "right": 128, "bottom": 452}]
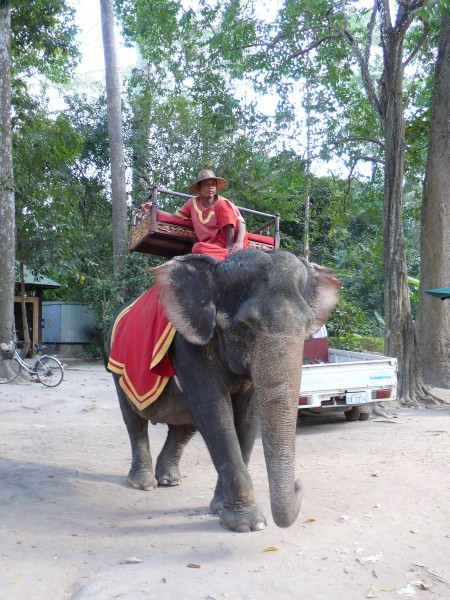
[{"left": 107, "top": 250, "right": 340, "bottom": 532}]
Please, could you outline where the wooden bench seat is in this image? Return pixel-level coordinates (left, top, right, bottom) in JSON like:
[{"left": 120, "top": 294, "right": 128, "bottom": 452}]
[{"left": 129, "top": 186, "right": 280, "bottom": 259}]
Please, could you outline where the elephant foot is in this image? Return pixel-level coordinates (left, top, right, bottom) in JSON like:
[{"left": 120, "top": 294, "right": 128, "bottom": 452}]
[
  {"left": 155, "top": 463, "right": 182, "bottom": 486},
  {"left": 209, "top": 491, "right": 224, "bottom": 515},
  {"left": 127, "top": 468, "right": 158, "bottom": 491},
  {"left": 219, "top": 504, "right": 268, "bottom": 533}
]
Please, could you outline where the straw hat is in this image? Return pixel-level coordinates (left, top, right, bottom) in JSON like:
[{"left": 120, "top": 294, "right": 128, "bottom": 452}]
[{"left": 188, "top": 169, "right": 227, "bottom": 195}]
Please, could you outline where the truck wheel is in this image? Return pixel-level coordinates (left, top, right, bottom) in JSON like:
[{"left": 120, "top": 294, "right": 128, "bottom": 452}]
[
  {"left": 345, "top": 407, "right": 361, "bottom": 421},
  {"left": 358, "top": 411, "right": 371, "bottom": 421}
]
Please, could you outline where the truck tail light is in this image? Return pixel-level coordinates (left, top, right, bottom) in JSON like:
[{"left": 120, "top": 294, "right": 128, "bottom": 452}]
[
  {"left": 372, "top": 390, "right": 391, "bottom": 399},
  {"left": 298, "top": 396, "right": 311, "bottom": 405}
]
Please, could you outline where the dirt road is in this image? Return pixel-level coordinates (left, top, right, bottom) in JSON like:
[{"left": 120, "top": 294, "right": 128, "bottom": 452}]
[{"left": 1, "top": 362, "right": 450, "bottom": 600}]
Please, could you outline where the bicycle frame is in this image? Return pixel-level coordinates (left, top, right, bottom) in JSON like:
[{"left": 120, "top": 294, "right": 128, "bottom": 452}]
[
  {"left": 0, "top": 344, "right": 65, "bottom": 387},
  {"left": 13, "top": 350, "right": 39, "bottom": 374}
]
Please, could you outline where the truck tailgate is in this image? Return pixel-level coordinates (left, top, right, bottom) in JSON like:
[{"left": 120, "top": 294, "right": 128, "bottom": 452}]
[{"left": 300, "top": 348, "right": 397, "bottom": 397}]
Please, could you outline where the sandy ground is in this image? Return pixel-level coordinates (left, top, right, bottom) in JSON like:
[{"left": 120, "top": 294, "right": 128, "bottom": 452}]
[{"left": 1, "top": 361, "right": 450, "bottom": 600}]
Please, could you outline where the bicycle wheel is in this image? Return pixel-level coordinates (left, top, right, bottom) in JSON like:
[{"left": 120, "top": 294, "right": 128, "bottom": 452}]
[
  {"left": 35, "top": 356, "right": 64, "bottom": 387},
  {"left": 0, "top": 357, "right": 22, "bottom": 383}
]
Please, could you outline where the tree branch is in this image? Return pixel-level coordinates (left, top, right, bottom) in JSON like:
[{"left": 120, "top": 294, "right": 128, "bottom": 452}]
[
  {"left": 337, "top": 23, "right": 384, "bottom": 123},
  {"left": 344, "top": 154, "right": 384, "bottom": 201},
  {"left": 377, "top": 0, "right": 392, "bottom": 35},
  {"left": 404, "top": 16, "right": 430, "bottom": 67},
  {"left": 337, "top": 136, "right": 385, "bottom": 149},
  {"left": 364, "top": 1, "right": 378, "bottom": 64},
  {"left": 395, "top": 0, "right": 427, "bottom": 36},
  {"left": 285, "top": 34, "right": 342, "bottom": 59}
]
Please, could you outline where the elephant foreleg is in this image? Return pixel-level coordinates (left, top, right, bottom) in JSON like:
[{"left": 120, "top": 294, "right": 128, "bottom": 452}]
[
  {"left": 115, "top": 377, "right": 157, "bottom": 490},
  {"left": 186, "top": 391, "right": 265, "bottom": 530},
  {"left": 233, "top": 387, "right": 258, "bottom": 466},
  {"left": 156, "top": 423, "right": 197, "bottom": 486},
  {"left": 210, "top": 387, "right": 258, "bottom": 515}
]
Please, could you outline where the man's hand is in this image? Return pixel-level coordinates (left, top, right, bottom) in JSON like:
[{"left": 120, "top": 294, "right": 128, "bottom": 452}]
[{"left": 227, "top": 241, "right": 244, "bottom": 255}]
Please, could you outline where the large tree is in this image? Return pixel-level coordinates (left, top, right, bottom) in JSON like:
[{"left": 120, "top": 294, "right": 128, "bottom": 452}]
[
  {"left": 100, "top": 0, "right": 128, "bottom": 291},
  {"left": 0, "top": 0, "right": 78, "bottom": 350},
  {"left": 0, "top": 1, "right": 15, "bottom": 345},
  {"left": 416, "top": 7, "right": 450, "bottom": 388},
  {"left": 375, "top": 0, "right": 429, "bottom": 403}
]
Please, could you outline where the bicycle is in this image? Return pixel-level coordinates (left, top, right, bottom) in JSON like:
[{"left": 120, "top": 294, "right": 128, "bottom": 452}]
[{"left": 0, "top": 342, "right": 64, "bottom": 387}]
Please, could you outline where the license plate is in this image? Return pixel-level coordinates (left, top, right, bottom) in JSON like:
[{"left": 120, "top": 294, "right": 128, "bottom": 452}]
[{"left": 346, "top": 392, "right": 366, "bottom": 405}]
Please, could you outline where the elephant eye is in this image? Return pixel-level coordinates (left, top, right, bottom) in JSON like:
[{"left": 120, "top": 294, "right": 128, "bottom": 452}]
[{"left": 236, "top": 305, "right": 261, "bottom": 329}]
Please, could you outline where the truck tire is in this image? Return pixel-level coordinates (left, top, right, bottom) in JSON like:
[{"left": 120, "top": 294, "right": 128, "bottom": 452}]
[
  {"left": 358, "top": 411, "right": 371, "bottom": 421},
  {"left": 345, "top": 407, "right": 362, "bottom": 421}
]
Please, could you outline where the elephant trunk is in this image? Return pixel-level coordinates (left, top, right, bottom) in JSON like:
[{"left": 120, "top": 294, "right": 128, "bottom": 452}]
[{"left": 252, "top": 334, "right": 305, "bottom": 528}]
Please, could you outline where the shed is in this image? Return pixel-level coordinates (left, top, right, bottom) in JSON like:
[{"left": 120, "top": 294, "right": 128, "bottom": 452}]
[
  {"left": 14, "top": 264, "right": 61, "bottom": 351},
  {"left": 42, "top": 302, "right": 97, "bottom": 357}
]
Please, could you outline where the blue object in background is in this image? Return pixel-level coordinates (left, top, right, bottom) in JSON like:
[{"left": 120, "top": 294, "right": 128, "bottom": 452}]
[{"left": 426, "top": 288, "right": 450, "bottom": 300}]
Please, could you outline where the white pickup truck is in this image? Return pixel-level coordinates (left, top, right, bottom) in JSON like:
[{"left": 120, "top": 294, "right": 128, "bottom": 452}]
[{"left": 299, "top": 338, "right": 397, "bottom": 421}]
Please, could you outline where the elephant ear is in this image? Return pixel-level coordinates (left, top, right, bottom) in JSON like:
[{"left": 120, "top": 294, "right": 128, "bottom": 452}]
[
  {"left": 150, "top": 254, "right": 218, "bottom": 345},
  {"left": 299, "top": 259, "right": 342, "bottom": 339}
]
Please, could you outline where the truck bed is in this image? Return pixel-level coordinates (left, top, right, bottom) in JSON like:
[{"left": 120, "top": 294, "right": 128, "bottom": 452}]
[{"left": 299, "top": 348, "right": 397, "bottom": 409}]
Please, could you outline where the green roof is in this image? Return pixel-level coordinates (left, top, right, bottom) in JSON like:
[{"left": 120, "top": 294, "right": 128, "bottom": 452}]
[{"left": 15, "top": 263, "right": 61, "bottom": 289}]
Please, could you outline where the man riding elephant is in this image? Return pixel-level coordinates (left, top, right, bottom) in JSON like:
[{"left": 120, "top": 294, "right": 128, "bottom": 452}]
[{"left": 140, "top": 169, "right": 249, "bottom": 260}]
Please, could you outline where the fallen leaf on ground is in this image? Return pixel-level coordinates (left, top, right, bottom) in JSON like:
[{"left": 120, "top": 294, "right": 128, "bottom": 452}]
[
  {"left": 187, "top": 562, "right": 201, "bottom": 568},
  {"left": 304, "top": 517, "right": 316, "bottom": 523},
  {"left": 263, "top": 546, "right": 278, "bottom": 552},
  {"left": 410, "top": 529, "right": 419, "bottom": 534},
  {"left": 121, "top": 556, "right": 142, "bottom": 564},
  {"left": 357, "top": 552, "right": 383, "bottom": 564},
  {"left": 412, "top": 579, "right": 431, "bottom": 591},
  {"left": 365, "top": 584, "right": 378, "bottom": 598},
  {"left": 381, "top": 588, "right": 396, "bottom": 592}
]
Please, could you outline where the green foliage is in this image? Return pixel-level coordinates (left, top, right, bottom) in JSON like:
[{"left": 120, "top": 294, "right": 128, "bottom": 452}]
[
  {"left": 13, "top": 95, "right": 84, "bottom": 270},
  {"left": 9, "top": 0, "right": 441, "bottom": 351},
  {"left": 329, "top": 334, "right": 384, "bottom": 354},
  {"left": 326, "top": 292, "right": 376, "bottom": 339},
  {"left": 11, "top": 0, "right": 80, "bottom": 83},
  {"left": 81, "top": 252, "right": 164, "bottom": 336}
]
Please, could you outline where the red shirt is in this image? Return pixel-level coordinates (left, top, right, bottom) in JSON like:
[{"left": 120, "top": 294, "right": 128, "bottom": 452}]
[{"left": 175, "top": 195, "right": 247, "bottom": 259}]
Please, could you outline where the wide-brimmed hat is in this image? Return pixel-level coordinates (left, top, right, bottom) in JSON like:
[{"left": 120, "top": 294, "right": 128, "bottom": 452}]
[{"left": 188, "top": 169, "right": 227, "bottom": 195}]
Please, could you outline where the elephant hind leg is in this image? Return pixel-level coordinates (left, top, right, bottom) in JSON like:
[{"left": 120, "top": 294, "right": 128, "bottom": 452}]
[
  {"left": 115, "top": 376, "right": 157, "bottom": 491},
  {"left": 155, "top": 423, "right": 197, "bottom": 486}
]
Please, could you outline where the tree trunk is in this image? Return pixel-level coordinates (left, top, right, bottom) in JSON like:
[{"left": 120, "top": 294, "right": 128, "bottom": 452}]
[
  {"left": 19, "top": 262, "right": 31, "bottom": 358},
  {"left": 416, "top": 10, "right": 450, "bottom": 388},
  {"left": 378, "top": 7, "right": 428, "bottom": 404},
  {"left": 0, "top": 3, "right": 15, "bottom": 346},
  {"left": 99, "top": 0, "right": 128, "bottom": 289}
]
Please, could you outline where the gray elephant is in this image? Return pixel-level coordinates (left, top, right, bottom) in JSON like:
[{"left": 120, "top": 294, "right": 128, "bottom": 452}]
[{"left": 106, "top": 249, "right": 340, "bottom": 532}]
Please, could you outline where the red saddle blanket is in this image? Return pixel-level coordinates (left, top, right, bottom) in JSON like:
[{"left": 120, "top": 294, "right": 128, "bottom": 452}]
[{"left": 107, "top": 286, "right": 176, "bottom": 410}]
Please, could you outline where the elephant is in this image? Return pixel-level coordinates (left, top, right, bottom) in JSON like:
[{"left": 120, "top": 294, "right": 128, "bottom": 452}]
[{"left": 106, "top": 249, "right": 340, "bottom": 532}]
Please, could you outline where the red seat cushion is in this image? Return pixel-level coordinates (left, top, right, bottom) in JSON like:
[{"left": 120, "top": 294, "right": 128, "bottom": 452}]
[{"left": 248, "top": 232, "right": 275, "bottom": 245}]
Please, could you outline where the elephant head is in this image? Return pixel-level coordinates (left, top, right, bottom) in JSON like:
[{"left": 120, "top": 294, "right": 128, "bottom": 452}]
[{"left": 151, "top": 250, "right": 340, "bottom": 527}]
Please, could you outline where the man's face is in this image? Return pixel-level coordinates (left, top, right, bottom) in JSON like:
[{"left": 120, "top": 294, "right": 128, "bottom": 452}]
[{"left": 198, "top": 178, "right": 217, "bottom": 199}]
